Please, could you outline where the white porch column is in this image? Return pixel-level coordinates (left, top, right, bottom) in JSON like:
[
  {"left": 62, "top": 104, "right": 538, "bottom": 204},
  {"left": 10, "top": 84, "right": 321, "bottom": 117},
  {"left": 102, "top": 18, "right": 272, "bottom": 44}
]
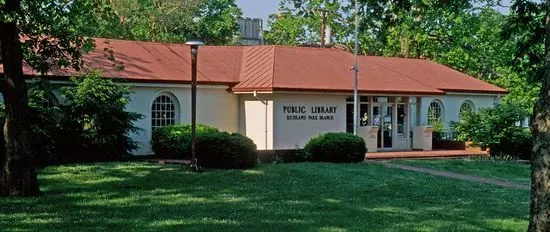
[
  {"left": 412, "top": 96, "right": 433, "bottom": 150},
  {"left": 416, "top": 97, "right": 422, "bottom": 127},
  {"left": 368, "top": 96, "right": 374, "bottom": 126},
  {"left": 404, "top": 102, "right": 410, "bottom": 139},
  {"left": 392, "top": 97, "right": 398, "bottom": 146}
]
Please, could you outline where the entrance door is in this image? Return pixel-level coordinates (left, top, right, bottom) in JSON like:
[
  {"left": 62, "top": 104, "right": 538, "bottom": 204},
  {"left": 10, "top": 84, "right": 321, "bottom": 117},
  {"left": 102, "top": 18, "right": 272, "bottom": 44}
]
[
  {"left": 383, "top": 106, "right": 393, "bottom": 148},
  {"left": 373, "top": 105, "right": 393, "bottom": 149},
  {"left": 346, "top": 103, "right": 369, "bottom": 133}
]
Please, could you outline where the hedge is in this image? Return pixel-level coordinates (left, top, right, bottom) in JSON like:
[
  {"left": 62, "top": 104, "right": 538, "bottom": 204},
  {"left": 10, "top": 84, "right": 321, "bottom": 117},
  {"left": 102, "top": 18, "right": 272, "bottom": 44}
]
[
  {"left": 197, "top": 132, "right": 258, "bottom": 169},
  {"left": 489, "top": 129, "right": 532, "bottom": 160},
  {"left": 304, "top": 132, "right": 366, "bottom": 163},
  {"left": 151, "top": 124, "right": 219, "bottom": 159},
  {"left": 151, "top": 124, "right": 258, "bottom": 169}
]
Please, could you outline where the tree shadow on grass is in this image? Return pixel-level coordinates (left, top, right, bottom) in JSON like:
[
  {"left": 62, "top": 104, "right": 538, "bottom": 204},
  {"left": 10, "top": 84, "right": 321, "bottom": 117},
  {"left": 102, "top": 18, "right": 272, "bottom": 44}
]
[{"left": 0, "top": 162, "right": 529, "bottom": 231}]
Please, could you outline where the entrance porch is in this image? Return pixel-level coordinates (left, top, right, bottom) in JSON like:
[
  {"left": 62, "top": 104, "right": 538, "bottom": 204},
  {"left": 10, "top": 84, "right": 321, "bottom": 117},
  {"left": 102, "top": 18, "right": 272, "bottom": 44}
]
[{"left": 346, "top": 96, "right": 434, "bottom": 152}]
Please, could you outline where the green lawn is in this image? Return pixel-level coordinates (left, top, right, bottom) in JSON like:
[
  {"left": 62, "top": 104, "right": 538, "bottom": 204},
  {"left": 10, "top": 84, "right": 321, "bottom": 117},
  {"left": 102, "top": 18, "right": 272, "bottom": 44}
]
[
  {"left": 0, "top": 162, "right": 528, "bottom": 231},
  {"left": 392, "top": 159, "right": 531, "bottom": 184}
]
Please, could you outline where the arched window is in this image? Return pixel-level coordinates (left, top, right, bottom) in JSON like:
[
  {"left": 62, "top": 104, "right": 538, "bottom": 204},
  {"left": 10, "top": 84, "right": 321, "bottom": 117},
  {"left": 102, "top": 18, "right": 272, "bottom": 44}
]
[
  {"left": 151, "top": 93, "right": 179, "bottom": 130},
  {"left": 40, "top": 93, "right": 59, "bottom": 109},
  {"left": 428, "top": 99, "right": 444, "bottom": 125},
  {"left": 459, "top": 100, "right": 475, "bottom": 118}
]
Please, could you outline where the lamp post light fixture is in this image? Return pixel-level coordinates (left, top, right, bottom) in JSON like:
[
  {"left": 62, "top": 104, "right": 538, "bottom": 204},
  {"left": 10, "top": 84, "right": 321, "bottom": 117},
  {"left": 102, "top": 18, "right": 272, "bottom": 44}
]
[{"left": 185, "top": 40, "right": 204, "bottom": 171}]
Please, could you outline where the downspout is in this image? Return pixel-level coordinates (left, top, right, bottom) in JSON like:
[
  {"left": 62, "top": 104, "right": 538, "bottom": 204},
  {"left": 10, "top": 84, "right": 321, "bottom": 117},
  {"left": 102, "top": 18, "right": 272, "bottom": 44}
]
[{"left": 253, "top": 91, "right": 268, "bottom": 150}]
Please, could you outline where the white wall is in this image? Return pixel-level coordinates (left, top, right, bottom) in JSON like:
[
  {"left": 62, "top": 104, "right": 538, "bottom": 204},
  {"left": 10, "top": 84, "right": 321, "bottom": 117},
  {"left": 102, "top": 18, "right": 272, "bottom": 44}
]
[
  {"left": 273, "top": 93, "right": 347, "bottom": 149},
  {"left": 127, "top": 84, "right": 238, "bottom": 155},
  {"left": 238, "top": 94, "right": 273, "bottom": 150},
  {"left": 421, "top": 93, "right": 498, "bottom": 128}
]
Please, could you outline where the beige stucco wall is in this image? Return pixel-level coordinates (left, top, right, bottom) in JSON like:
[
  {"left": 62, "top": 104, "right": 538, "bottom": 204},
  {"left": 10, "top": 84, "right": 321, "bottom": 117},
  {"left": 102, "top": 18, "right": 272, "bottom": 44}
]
[
  {"left": 420, "top": 93, "right": 500, "bottom": 128},
  {"left": 273, "top": 93, "right": 347, "bottom": 149},
  {"left": 238, "top": 94, "right": 273, "bottom": 150},
  {"left": 8, "top": 80, "right": 505, "bottom": 154},
  {"left": 127, "top": 84, "right": 238, "bottom": 155}
]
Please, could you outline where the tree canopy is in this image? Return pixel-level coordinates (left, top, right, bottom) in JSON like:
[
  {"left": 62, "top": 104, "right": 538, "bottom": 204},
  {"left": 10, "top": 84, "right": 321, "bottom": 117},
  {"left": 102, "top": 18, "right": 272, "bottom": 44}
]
[
  {"left": 266, "top": 0, "right": 539, "bottom": 111},
  {"left": 1, "top": 0, "right": 99, "bottom": 196},
  {"left": 0, "top": 0, "right": 244, "bottom": 196},
  {"left": 504, "top": 1, "right": 550, "bottom": 231},
  {"left": 78, "top": 0, "right": 242, "bottom": 44}
]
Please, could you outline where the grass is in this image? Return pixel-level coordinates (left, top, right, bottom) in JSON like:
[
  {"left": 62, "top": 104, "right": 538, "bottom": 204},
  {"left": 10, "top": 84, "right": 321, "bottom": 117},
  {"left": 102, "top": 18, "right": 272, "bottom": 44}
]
[
  {"left": 391, "top": 159, "right": 531, "bottom": 184},
  {"left": 0, "top": 162, "right": 529, "bottom": 231}
]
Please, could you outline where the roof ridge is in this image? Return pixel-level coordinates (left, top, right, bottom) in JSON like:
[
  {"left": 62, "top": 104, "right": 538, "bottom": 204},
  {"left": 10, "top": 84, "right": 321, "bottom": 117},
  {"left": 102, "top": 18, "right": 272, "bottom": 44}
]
[
  {"left": 233, "top": 46, "right": 275, "bottom": 90},
  {"left": 93, "top": 37, "right": 250, "bottom": 50},
  {"left": 271, "top": 46, "right": 276, "bottom": 88},
  {"left": 364, "top": 55, "right": 431, "bottom": 61}
]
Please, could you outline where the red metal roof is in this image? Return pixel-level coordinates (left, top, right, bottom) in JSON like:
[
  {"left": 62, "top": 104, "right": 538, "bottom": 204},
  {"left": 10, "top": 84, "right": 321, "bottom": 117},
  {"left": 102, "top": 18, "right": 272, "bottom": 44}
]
[
  {"left": 1, "top": 38, "right": 506, "bottom": 95},
  {"left": 80, "top": 38, "right": 243, "bottom": 84},
  {"left": 236, "top": 46, "right": 275, "bottom": 89},
  {"left": 246, "top": 46, "right": 445, "bottom": 95},
  {"left": 361, "top": 56, "right": 507, "bottom": 94}
]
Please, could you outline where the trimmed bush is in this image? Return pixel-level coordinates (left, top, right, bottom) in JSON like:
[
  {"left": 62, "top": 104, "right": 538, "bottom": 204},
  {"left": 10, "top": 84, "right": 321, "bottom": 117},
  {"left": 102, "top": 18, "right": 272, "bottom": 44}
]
[
  {"left": 152, "top": 124, "right": 257, "bottom": 169},
  {"left": 197, "top": 132, "right": 258, "bottom": 169},
  {"left": 151, "top": 124, "right": 219, "bottom": 159},
  {"left": 490, "top": 128, "right": 532, "bottom": 160},
  {"left": 304, "top": 132, "right": 366, "bottom": 163}
]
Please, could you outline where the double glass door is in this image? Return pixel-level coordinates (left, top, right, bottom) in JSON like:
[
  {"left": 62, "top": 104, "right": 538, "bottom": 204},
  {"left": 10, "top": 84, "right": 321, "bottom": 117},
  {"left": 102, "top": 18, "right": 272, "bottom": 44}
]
[{"left": 373, "top": 105, "right": 392, "bottom": 149}]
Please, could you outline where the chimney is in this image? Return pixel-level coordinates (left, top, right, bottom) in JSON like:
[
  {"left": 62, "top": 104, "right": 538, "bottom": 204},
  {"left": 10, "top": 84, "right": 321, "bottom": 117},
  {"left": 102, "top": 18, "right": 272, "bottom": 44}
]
[{"left": 325, "top": 26, "right": 332, "bottom": 47}]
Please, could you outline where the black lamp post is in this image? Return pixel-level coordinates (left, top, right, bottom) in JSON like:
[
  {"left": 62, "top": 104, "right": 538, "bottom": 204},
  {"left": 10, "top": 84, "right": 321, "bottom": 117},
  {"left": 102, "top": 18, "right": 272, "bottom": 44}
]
[{"left": 185, "top": 40, "right": 204, "bottom": 171}]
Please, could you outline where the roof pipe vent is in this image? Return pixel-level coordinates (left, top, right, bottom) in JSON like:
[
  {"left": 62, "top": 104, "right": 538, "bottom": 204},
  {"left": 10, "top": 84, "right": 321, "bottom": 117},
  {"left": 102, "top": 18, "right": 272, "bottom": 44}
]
[{"left": 325, "top": 26, "right": 332, "bottom": 47}]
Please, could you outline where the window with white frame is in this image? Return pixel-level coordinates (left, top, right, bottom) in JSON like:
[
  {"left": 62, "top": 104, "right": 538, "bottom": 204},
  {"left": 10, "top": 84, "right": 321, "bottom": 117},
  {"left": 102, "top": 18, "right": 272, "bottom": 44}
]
[
  {"left": 151, "top": 93, "right": 179, "bottom": 130},
  {"left": 428, "top": 99, "right": 444, "bottom": 125},
  {"left": 39, "top": 92, "right": 59, "bottom": 108},
  {"left": 459, "top": 100, "right": 475, "bottom": 118}
]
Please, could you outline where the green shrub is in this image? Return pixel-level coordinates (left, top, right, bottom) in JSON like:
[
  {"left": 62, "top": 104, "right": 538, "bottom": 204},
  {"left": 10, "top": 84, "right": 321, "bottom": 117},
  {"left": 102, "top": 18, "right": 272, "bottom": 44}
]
[
  {"left": 0, "top": 73, "right": 142, "bottom": 165},
  {"left": 58, "top": 72, "right": 142, "bottom": 162},
  {"left": 152, "top": 124, "right": 257, "bottom": 169},
  {"left": 197, "top": 132, "right": 258, "bottom": 169},
  {"left": 451, "top": 103, "right": 532, "bottom": 160},
  {"left": 489, "top": 128, "right": 532, "bottom": 160},
  {"left": 304, "top": 132, "right": 366, "bottom": 163},
  {"left": 290, "top": 149, "right": 311, "bottom": 163},
  {"left": 0, "top": 80, "right": 66, "bottom": 165},
  {"left": 151, "top": 124, "right": 219, "bottom": 159},
  {"left": 451, "top": 103, "right": 529, "bottom": 146}
]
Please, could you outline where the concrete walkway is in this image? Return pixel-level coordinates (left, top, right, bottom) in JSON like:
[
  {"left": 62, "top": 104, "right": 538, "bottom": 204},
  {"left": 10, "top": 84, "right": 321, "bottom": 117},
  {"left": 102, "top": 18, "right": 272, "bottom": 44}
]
[
  {"left": 146, "top": 159, "right": 191, "bottom": 165},
  {"left": 382, "top": 162, "right": 530, "bottom": 190},
  {"left": 366, "top": 150, "right": 488, "bottom": 160}
]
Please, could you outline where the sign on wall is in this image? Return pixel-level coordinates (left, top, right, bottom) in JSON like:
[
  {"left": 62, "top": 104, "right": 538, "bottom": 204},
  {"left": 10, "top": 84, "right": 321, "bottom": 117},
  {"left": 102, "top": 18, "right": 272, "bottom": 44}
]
[{"left": 282, "top": 105, "right": 338, "bottom": 121}]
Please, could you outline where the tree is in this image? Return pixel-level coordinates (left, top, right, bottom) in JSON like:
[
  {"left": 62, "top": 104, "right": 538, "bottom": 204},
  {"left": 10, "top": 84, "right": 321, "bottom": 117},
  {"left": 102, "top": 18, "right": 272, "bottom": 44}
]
[
  {"left": 59, "top": 72, "right": 142, "bottom": 162},
  {"left": 265, "top": 0, "right": 350, "bottom": 46},
  {"left": 79, "top": 0, "right": 242, "bottom": 44},
  {"left": 505, "top": 0, "right": 550, "bottom": 230},
  {"left": 0, "top": 0, "right": 95, "bottom": 196},
  {"left": 264, "top": 13, "right": 307, "bottom": 46},
  {"left": 267, "top": 0, "right": 538, "bottom": 110},
  {"left": 530, "top": 3, "right": 550, "bottom": 230}
]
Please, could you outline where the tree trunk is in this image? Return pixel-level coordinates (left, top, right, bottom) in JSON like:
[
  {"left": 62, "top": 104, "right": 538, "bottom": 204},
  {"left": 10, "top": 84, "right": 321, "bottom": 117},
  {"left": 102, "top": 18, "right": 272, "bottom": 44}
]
[
  {"left": 528, "top": 1, "right": 550, "bottom": 231},
  {"left": 0, "top": 9, "right": 40, "bottom": 196}
]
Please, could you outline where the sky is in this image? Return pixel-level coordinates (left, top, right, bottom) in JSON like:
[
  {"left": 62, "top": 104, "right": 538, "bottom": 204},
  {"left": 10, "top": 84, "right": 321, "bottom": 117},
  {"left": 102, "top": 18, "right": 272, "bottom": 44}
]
[{"left": 236, "top": 0, "right": 280, "bottom": 25}]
